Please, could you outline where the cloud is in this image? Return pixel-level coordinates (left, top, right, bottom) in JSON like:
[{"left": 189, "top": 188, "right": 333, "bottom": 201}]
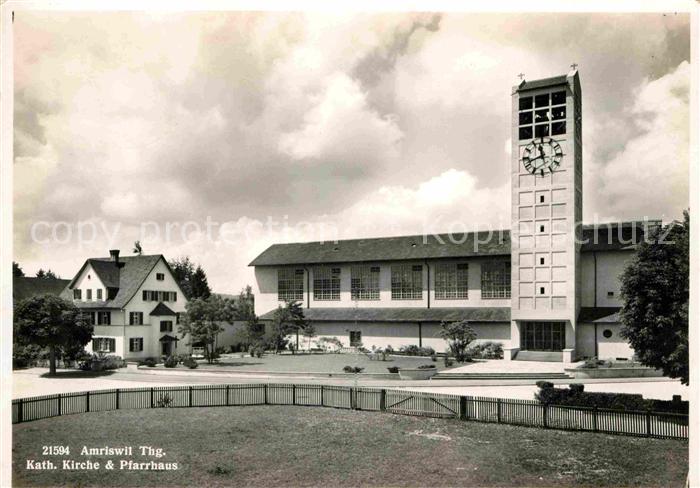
[
  {"left": 12, "top": 11, "right": 690, "bottom": 293},
  {"left": 584, "top": 61, "right": 690, "bottom": 222}
]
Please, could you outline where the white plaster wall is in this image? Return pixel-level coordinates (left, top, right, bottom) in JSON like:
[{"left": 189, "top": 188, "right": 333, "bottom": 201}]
[
  {"left": 575, "top": 322, "right": 596, "bottom": 359},
  {"left": 580, "top": 250, "right": 634, "bottom": 307},
  {"left": 597, "top": 323, "right": 634, "bottom": 360},
  {"left": 300, "top": 321, "right": 511, "bottom": 353},
  {"left": 73, "top": 263, "right": 107, "bottom": 302}
]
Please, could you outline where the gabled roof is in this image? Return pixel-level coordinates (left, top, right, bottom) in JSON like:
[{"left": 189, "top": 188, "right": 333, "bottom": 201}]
[
  {"left": 258, "top": 307, "right": 511, "bottom": 323},
  {"left": 13, "top": 277, "right": 71, "bottom": 302},
  {"left": 150, "top": 302, "right": 177, "bottom": 316},
  {"left": 62, "top": 254, "right": 168, "bottom": 309},
  {"left": 249, "top": 221, "right": 659, "bottom": 267}
]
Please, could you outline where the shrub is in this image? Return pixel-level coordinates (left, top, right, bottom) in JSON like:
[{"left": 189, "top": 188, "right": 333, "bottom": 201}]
[
  {"left": 417, "top": 364, "right": 436, "bottom": 369},
  {"left": 399, "top": 345, "right": 436, "bottom": 357},
  {"left": 183, "top": 357, "right": 199, "bottom": 369},
  {"left": 156, "top": 393, "right": 173, "bottom": 408},
  {"left": 343, "top": 366, "right": 364, "bottom": 373},
  {"left": 444, "top": 357, "right": 454, "bottom": 367},
  {"left": 535, "top": 381, "right": 554, "bottom": 389},
  {"left": 569, "top": 383, "right": 585, "bottom": 393},
  {"left": 142, "top": 357, "right": 157, "bottom": 367},
  {"left": 387, "top": 366, "right": 400, "bottom": 373},
  {"left": 430, "top": 354, "right": 437, "bottom": 362},
  {"left": 164, "top": 355, "right": 178, "bottom": 368},
  {"left": 385, "top": 345, "right": 394, "bottom": 353}
]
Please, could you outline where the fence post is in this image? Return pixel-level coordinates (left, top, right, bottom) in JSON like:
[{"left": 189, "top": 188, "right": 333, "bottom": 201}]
[
  {"left": 115, "top": 389, "right": 120, "bottom": 410},
  {"left": 646, "top": 410, "right": 651, "bottom": 437},
  {"left": 86, "top": 391, "right": 90, "bottom": 413},
  {"left": 351, "top": 387, "right": 356, "bottom": 410},
  {"left": 543, "top": 403, "right": 548, "bottom": 428},
  {"left": 592, "top": 406, "right": 598, "bottom": 432},
  {"left": 150, "top": 388, "right": 154, "bottom": 409},
  {"left": 226, "top": 385, "right": 230, "bottom": 406},
  {"left": 18, "top": 399, "right": 23, "bottom": 423},
  {"left": 264, "top": 384, "right": 268, "bottom": 405},
  {"left": 189, "top": 386, "right": 193, "bottom": 407},
  {"left": 380, "top": 389, "right": 386, "bottom": 412},
  {"left": 459, "top": 396, "right": 467, "bottom": 421},
  {"left": 496, "top": 399, "right": 501, "bottom": 423},
  {"left": 57, "top": 394, "right": 62, "bottom": 416},
  {"left": 320, "top": 385, "right": 325, "bottom": 407},
  {"left": 292, "top": 385, "right": 296, "bottom": 405}
]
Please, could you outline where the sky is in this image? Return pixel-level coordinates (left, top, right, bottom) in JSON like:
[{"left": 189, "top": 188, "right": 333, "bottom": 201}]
[{"left": 12, "top": 10, "right": 691, "bottom": 294}]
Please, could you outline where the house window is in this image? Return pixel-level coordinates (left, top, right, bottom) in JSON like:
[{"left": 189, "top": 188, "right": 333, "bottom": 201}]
[
  {"left": 170, "top": 292, "right": 177, "bottom": 302},
  {"left": 175, "top": 313, "right": 181, "bottom": 325},
  {"left": 156, "top": 273, "right": 165, "bottom": 281},
  {"left": 350, "top": 265, "right": 380, "bottom": 301},
  {"left": 435, "top": 263, "right": 469, "bottom": 300},
  {"left": 129, "top": 337, "right": 143, "bottom": 352},
  {"left": 603, "top": 329, "right": 613, "bottom": 338},
  {"left": 160, "top": 320, "right": 173, "bottom": 332},
  {"left": 129, "top": 312, "right": 144, "bottom": 325},
  {"left": 391, "top": 264, "right": 423, "bottom": 300},
  {"left": 519, "top": 90, "right": 567, "bottom": 140},
  {"left": 97, "top": 311, "right": 111, "bottom": 325},
  {"left": 349, "top": 331, "right": 362, "bottom": 347},
  {"left": 73, "top": 289, "right": 82, "bottom": 300},
  {"left": 278, "top": 268, "right": 304, "bottom": 301},
  {"left": 92, "top": 337, "right": 115, "bottom": 353},
  {"left": 86, "top": 289, "right": 92, "bottom": 300},
  {"left": 81, "top": 311, "right": 96, "bottom": 326},
  {"left": 96, "top": 289, "right": 103, "bottom": 300},
  {"left": 313, "top": 267, "right": 341, "bottom": 301},
  {"left": 481, "top": 262, "right": 511, "bottom": 299},
  {"left": 607, "top": 291, "right": 614, "bottom": 297}
]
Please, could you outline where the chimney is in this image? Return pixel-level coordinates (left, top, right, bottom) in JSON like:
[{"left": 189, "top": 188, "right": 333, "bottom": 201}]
[{"left": 109, "top": 249, "right": 120, "bottom": 264}]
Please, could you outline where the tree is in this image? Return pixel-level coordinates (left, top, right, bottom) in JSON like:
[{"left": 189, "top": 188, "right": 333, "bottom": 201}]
[
  {"left": 235, "top": 285, "right": 264, "bottom": 350},
  {"left": 13, "top": 261, "right": 24, "bottom": 277},
  {"left": 14, "top": 295, "right": 93, "bottom": 375},
  {"left": 178, "top": 295, "right": 236, "bottom": 363},
  {"left": 168, "top": 257, "right": 212, "bottom": 300},
  {"left": 35, "top": 268, "right": 60, "bottom": 279},
  {"left": 439, "top": 320, "right": 477, "bottom": 363},
  {"left": 267, "top": 301, "right": 308, "bottom": 353},
  {"left": 619, "top": 212, "right": 689, "bottom": 385},
  {"left": 133, "top": 240, "right": 143, "bottom": 255},
  {"left": 190, "top": 265, "right": 211, "bottom": 299}
]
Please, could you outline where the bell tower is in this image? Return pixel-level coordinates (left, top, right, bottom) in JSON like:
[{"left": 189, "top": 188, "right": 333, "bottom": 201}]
[{"left": 509, "top": 71, "right": 582, "bottom": 362}]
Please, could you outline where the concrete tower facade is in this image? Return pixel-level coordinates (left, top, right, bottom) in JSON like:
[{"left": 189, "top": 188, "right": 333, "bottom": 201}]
[{"left": 509, "top": 71, "right": 582, "bottom": 362}]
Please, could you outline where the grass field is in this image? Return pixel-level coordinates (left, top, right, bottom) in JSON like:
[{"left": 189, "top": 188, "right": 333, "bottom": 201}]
[
  {"left": 186, "top": 352, "right": 448, "bottom": 373},
  {"left": 13, "top": 406, "right": 687, "bottom": 487}
]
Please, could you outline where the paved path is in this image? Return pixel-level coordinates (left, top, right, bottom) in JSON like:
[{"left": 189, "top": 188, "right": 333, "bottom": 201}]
[
  {"left": 447, "top": 359, "right": 579, "bottom": 373},
  {"left": 12, "top": 368, "right": 689, "bottom": 401}
]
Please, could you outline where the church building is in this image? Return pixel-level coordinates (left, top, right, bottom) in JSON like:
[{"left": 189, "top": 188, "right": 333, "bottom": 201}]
[{"left": 249, "top": 71, "right": 658, "bottom": 362}]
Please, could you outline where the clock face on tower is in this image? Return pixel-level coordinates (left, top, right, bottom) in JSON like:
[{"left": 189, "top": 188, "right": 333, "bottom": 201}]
[{"left": 521, "top": 137, "right": 563, "bottom": 176}]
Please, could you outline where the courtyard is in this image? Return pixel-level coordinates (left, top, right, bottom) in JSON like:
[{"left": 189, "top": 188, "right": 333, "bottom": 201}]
[{"left": 13, "top": 405, "right": 687, "bottom": 487}]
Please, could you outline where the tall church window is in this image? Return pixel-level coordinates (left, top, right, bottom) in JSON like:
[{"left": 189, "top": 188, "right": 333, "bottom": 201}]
[
  {"left": 435, "top": 263, "right": 469, "bottom": 300},
  {"left": 278, "top": 268, "right": 304, "bottom": 301},
  {"left": 351, "top": 265, "right": 380, "bottom": 300},
  {"left": 481, "top": 262, "right": 511, "bottom": 299},
  {"left": 313, "top": 267, "right": 341, "bottom": 301},
  {"left": 391, "top": 264, "right": 423, "bottom": 300}
]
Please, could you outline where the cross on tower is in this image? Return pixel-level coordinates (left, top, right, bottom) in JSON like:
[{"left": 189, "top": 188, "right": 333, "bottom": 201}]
[
  {"left": 570, "top": 63, "right": 578, "bottom": 70},
  {"left": 517, "top": 73, "right": 525, "bottom": 80}
]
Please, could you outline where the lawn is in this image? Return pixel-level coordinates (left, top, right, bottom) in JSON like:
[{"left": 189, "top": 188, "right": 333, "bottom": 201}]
[
  {"left": 179, "top": 352, "right": 448, "bottom": 374},
  {"left": 13, "top": 406, "right": 687, "bottom": 487}
]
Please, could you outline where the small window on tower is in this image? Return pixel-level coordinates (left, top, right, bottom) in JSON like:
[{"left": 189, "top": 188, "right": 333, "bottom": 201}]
[
  {"left": 535, "top": 94, "right": 549, "bottom": 107},
  {"left": 519, "top": 127, "right": 533, "bottom": 140},
  {"left": 519, "top": 96, "right": 533, "bottom": 110},
  {"left": 519, "top": 112, "right": 533, "bottom": 125},
  {"left": 552, "top": 122, "right": 566, "bottom": 135},
  {"left": 540, "top": 257, "right": 545, "bottom": 265},
  {"left": 540, "top": 195, "right": 545, "bottom": 203},
  {"left": 540, "top": 287, "right": 545, "bottom": 295},
  {"left": 540, "top": 225, "right": 545, "bottom": 233},
  {"left": 535, "top": 124, "right": 549, "bottom": 137},
  {"left": 551, "top": 91, "right": 566, "bottom": 105}
]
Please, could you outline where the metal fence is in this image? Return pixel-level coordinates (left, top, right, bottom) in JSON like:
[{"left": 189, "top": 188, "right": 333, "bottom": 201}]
[{"left": 11, "top": 384, "right": 688, "bottom": 439}]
